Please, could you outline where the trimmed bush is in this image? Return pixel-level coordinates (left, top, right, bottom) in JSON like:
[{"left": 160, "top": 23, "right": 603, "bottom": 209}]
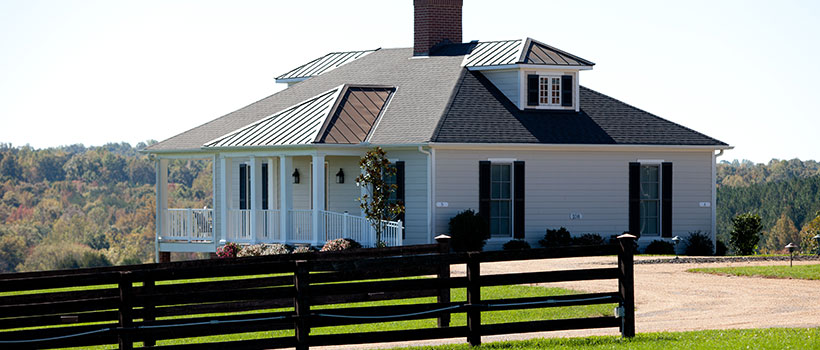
[
  {"left": 448, "top": 209, "right": 490, "bottom": 251},
  {"left": 644, "top": 240, "right": 675, "bottom": 255},
  {"left": 55, "top": 251, "right": 112, "bottom": 270},
  {"left": 238, "top": 243, "right": 293, "bottom": 257},
  {"left": 539, "top": 227, "right": 572, "bottom": 247},
  {"left": 730, "top": 213, "right": 762, "bottom": 255},
  {"left": 216, "top": 242, "right": 240, "bottom": 258},
  {"left": 502, "top": 239, "right": 531, "bottom": 250},
  {"left": 573, "top": 233, "right": 606, "bottom": 246},
  {"left": 715, "top": 239, "right": 728, "bottom": 256},
  {"left": 292, "top": 245, "right": 316, "bottom": 254},
  {"left": 321, "top": 238, "right": 363, "bottom": 252},
  {"left": 685, "top": 231, "right": 715, "bottom": 256}
]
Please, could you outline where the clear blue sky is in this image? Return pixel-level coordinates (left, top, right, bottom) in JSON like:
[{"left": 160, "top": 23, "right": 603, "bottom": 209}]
[{"left": 1, "top": 0, "right": 818, "bottom": 163}]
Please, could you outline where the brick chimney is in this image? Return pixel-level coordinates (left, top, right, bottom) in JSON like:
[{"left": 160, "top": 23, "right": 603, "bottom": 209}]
[{"left": 413, "top": 0, "right": 462, "bottom": 56}]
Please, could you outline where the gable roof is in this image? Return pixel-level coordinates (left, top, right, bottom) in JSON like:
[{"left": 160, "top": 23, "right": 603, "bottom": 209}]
[
  {"left": 462, "top": 38, "right": 594, "bottom": 68},
  {"left": 275, "top": 49, "right": 378, "bottom": 81},
  {"left": 432, "top": 70, "right": 726, "bottom": 146}
]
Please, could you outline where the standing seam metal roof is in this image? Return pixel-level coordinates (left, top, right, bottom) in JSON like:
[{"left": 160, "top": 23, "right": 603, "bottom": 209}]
[
  {"left": 462, "top": 38, "right": 594, "bottom": 67},
  {"left": 275, "top": 50, "right": 378, "bottom": 80}
]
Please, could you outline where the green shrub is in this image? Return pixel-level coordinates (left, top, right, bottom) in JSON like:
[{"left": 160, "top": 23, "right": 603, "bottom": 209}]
[
  {"left": 572, "top": 233, "right": 606, "bottom": 246},
  {"left": 502, "top": 239, "right": 531, "bottom": 250},
  {"left": 539, "top": 227, "right": 572, "bottom": 247},
  {"left": 730, "top": 213, "right": 762, "bottom": 255},
  {"left": 55, "top": 251, "right": 112, "bottom": 269},
  {"left": 685, "top": 231, "right": 715, "bottom": 256},
  {"left": 644, "top": 240, "right": 675, "bottom": 255},
  {"left": 448, "top": 209, "right": 490, "bottom": 251},
  {"left": 715, "top": 239, "right": 728, "bottom": 256},
  {"left": 120, "top": 256, "right": 143, "bottom": 265}
]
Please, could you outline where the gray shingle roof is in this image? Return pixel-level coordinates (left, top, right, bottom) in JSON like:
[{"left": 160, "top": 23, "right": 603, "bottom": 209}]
[{"left": 431, "top": 70, "right": 727, "bottom": 146}]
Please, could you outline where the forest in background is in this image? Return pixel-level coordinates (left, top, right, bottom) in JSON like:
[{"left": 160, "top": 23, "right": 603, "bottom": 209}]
[
  {"left": 0, "top": 142, "right": 211, "bottom": 273},
  {"left": 1, "top": 143, "right": 819, "bottom": 273}
]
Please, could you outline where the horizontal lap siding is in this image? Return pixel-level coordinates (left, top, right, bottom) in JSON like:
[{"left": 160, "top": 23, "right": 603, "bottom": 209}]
[
  {"left": 292, "top": 156, "right": 312, "bottom": 210},
  {"left": 434, "top": 149, "right": 713, "bottom": 246},
  {"left": 480, "top": 70, "right": 520, "bottom": 108},
  {"left": 326, "top": 156, "right": 361, "bottom": 215},
  {"left": 384, "top": 149, "right": 429, "bottom": 246}
]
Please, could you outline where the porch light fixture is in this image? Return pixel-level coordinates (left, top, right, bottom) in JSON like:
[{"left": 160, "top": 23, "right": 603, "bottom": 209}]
[
  {"left": 785, "top": 243, "right": 797, "bottom": 267},
  {"left": 292, "top": 169, "right": 300, "bottom": 184},
  {"left": 336, "top": 168, "right": 345, "bottom": 184},
  {"left": 671, "top": 236, "right": 681, "bottom": 259}
]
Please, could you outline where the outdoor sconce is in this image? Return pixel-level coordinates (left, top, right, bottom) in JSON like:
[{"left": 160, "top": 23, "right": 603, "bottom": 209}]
[
  {"left": 671, "top": 236, "right": 681, "bottom": 259},
  {"left": 292, "top": 169, "right": 300, "bottom": 184},
  {"left": 814, "top": 234, "right": 820, "bottom": 256},
  {"left": 785, "top": 243, "right": 797, "bottom": 267},
  {"left": 336, "top": 168, "right": 345, "bottom": 184}
]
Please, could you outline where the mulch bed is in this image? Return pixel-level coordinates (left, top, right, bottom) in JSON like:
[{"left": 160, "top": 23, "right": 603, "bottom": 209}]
[{"left": 634, "top": 255, "right": 820, "bottom": 264}]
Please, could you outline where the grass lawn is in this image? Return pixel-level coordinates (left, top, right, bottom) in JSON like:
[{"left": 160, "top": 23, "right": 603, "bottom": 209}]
[
  {"left": 688, "top": 264, "right": 820, "bottom": 280},
  {"left": 381, "top": 327, "right": 820, "bottom": 350}
]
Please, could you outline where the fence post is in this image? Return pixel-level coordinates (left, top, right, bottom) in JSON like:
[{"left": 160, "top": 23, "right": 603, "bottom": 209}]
[
  {"left": 143, "top": 278, "right": 156, "bottom": 348},
  {"left": 294, "top": 261, "right": 310, "bottom": 350},
  {"left": 617, "top": 233, "right": 636, "bottom": 338},
  {"left": 435, "top": 235, "right": 451, "bottom": 328},
  {"left": 466, "top": 252, "right": 481, "bottom": 346},
  {"left": 118, "top": 272, "right": 134, "bottom": 350}
]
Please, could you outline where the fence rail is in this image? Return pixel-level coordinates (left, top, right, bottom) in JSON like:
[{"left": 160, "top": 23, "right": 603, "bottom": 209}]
[{"left": 0, "top": 235, "right": 635, "bottom": 349}]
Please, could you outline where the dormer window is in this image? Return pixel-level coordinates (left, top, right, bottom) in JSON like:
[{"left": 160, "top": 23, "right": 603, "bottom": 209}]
[{"left": 527, "top": 73, "right": 574, "bottom": 109}]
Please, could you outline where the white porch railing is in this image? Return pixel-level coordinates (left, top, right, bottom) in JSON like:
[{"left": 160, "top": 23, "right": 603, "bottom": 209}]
[
  {"left": 318, "top": 210, "right": 403, "bottom": 247},
  {"left": 289, "top": 209, "right": 313, "bottom": 243},
  {"left": 164, "top": 208, "right": 214, "bottom": 242}
]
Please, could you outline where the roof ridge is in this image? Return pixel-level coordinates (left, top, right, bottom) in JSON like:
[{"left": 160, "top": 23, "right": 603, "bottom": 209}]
[{"left": 523, "top": 38, "right": 595, "bottom": 66}]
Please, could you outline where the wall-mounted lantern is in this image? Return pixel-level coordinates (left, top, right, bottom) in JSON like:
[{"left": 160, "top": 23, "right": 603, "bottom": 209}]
[
  {"left": 292, "top": 169, "right": 300, "bottom": 184},
  {"left": 336, "top": 168, "right": 345, "bottom": 184}
]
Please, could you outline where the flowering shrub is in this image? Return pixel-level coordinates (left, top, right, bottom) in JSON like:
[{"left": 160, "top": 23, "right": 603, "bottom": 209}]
[
  {"left": 264, "top": 244, "right": 292, "bottom": 255},
  {"left": 320, "top": 238, "right": 363, "bottom": 252},
  {"left": 216, "top": 242, "right": 239, "bottom": 258},
  {"left": 292, "top": 245, "right": 315, "bottom": 254},
  {"left": 236, "top": 244, "right": 293, "bottom": 257}
]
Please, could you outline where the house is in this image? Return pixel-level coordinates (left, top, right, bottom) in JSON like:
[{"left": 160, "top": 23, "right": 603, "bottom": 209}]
[{"left": 144, "top": 0, "right": 730, "bottom": 261}]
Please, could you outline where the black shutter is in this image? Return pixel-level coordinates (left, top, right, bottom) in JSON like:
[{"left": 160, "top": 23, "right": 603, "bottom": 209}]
[
  {"left": 561, "top": 75, "right": 573, "bottom": 107},
  {"left": 661, "top": 162, "right": 673, "bottom": 238},
  {"left": 513, "top": 161, "right": 525, "bottom": 239},
  {"left": 526, "top": 74, "right": 539, "bottom": 106},
  {"left": 261, "top": 163, "right": 268, "bottom": 210},
  {"left": 628, "top": 162, "right": 640, "bottom": 236},
  {"left": 239, "top": 164, "right": 247, "bottom": 210},
  {"left": 395, "top": 161, "right": 406, "bottom": 238},
  {"left": 478, "top": 161, "right": 491, "bottom": 228}
]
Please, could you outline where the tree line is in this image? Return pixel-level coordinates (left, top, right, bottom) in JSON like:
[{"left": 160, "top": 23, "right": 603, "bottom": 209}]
[{"left": 0, "top": 142, "right": 212, "bottom": 273}]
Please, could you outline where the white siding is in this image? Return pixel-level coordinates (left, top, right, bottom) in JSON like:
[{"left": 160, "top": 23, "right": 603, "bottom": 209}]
[
  {"left": 292, "top": 156, "right": 312, "bottom": 209},
  {"left": 433, "top": 149, "right": 714, "bottom": 249},
  {"left": 383, "top": 148, "right": 430, "bottom": 246},
  {"left": 481, "top": 69, "right": 520, "bottom": 108},
  {"left": 326, "top": 156, "right": 362, "bottom": 215}
]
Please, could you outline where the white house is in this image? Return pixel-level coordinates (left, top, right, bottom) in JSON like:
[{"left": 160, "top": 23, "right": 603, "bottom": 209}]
[{"left": 144, "top": 0, "right": 730, "bottom": 261}]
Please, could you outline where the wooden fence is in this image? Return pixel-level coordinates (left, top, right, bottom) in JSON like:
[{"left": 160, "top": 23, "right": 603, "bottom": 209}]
[{"left": 0, "top": 235, "right": 635, "bottom": 349}]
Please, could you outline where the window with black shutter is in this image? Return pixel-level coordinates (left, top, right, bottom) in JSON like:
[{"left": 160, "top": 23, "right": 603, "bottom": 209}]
[
  {"left": 629, "top": 162, "right": 673, "bottom": 237},
  {"left": 528, "top": 73, "right": 574, "bottom": 109}
]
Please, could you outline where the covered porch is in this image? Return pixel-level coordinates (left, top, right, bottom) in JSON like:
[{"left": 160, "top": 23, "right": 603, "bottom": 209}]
[{"left": 155, "top": 152, "right": 403, "bottom": 256}]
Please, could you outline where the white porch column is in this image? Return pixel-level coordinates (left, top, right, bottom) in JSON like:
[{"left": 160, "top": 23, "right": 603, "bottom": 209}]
[
  {"left": 279, "top": 156, "right": 293, "bottom": 243},
  {"left": 267, "top": 157, "right": 275, "bottom": 240},
  {"left": 154, "top": 158, "right": 168, "bottom": 262},
  {"left": 249, "top": 156, "right": 258, "bottom": 243},
  {"left": 219, "top": 156, "right": 227, "bottom": 245},
  {"left": 311, "top": 154, "right": 325, "bottom": 245}
]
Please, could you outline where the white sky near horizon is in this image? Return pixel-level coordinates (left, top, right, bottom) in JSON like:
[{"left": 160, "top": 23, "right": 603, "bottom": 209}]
[{"left": 0, "top": 0, "right": 818, "bottom": 164}]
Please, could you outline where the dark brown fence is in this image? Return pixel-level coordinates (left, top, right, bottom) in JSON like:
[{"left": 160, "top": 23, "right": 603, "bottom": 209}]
[{"left": 0, "top": 235, "right": 635, "bottom": 349}]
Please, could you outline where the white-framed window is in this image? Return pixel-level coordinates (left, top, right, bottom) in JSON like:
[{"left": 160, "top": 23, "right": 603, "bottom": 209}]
[
  {"left": 490, "top": 163, "right": 512, "bottom": 237},
  {"left": 640, "top": 165, "right": 660, "bottom": 236},
  {"left": 538, "top": 76, "right": 561, "bottom": 106}
]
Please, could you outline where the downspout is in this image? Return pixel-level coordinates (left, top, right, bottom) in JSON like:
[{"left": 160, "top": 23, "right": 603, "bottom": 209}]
[
  {"left": 711, "top": 149, "right": 724, "bottom": 254},
  {"left": 418, "top": 146, "right": 434, "bottom": 243}
]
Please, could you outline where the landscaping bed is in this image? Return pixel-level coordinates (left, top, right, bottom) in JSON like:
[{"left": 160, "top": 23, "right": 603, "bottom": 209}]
[{"left": 634, "top": 255, "right": 820, "bottom": 264}]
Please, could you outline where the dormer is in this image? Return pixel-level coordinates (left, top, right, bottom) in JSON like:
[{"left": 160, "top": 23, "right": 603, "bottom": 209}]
[{"left": 464, "top": 38, "right": 594, "bottom": 111}]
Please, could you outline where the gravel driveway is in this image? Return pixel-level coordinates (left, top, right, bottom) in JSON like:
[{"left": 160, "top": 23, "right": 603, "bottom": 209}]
[{"left": 323, "top": 256, "right": 820, "bottom": 349}]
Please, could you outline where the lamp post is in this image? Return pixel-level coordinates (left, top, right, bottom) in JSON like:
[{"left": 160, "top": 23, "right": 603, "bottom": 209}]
[
  {"left": 785, "top": 243, "right": 797, "bottom": 267},
  {"left": 672, "top": 236, "right": 681, "bottom": 259},
  {"left": 814, "top": 234, "right": 820, "bottom": 257}
]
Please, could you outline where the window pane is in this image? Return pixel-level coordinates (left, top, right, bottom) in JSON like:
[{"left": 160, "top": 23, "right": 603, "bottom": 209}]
[
  {"left": 493, "top": 218, "right": 510, "bottom": 237},
  {"left": 491, "top": 202, "right": 500, "bottom": 216},
  {"left": 492, "top": 165, "right": 501, "bottom": 180},
  {"left": 500, "top": 165, "right": 510, "bottom": 181},
  {"left": 642, "top": 217, "right": 659, "bottom": 235},
  {"left": 501, "top": 184, "right": 510, "bottom": 199},
  {"left": 640, "top": 183, "right": 658, "bottom": 199},
  {"left": 491, "top": 182, "right": 500, "bottom": 198},
  {"left": 499, "top": 201, "right": 510, "bottom": 216},
  {"left": 641, "top": 201, "right": 658, "bottom": 217},
  {"left": 641, "top": 166, "right": 658, "bottom": 182}
]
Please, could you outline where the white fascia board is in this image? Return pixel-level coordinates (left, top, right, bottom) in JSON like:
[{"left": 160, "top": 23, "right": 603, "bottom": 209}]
[
  {"left": 275, "top": 77, "right": 309, "bottom": 84},
  {"left": 428, "top": 142, "right": 734, "bottom": 152},
  {"left": 468, "top": 64, "right": 593, "bottom": 71}
]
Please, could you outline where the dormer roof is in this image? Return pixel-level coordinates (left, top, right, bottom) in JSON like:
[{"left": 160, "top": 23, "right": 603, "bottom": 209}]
[
  {"left": 275, "top": 49, "right": 378, "bottom": 82},
  {"left": 463, "top": 38, "right": 595, "bottom": 68}
]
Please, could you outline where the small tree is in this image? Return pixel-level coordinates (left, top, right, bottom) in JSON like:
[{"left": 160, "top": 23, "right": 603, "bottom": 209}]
[
  {"left": 356, "top": 147, "right": 404, "bottom": 247},
  {"left": 730, "top": 213, "right": 762, "bottom": 255}
]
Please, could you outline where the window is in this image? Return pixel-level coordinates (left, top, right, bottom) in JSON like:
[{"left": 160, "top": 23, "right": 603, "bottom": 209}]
[
  {"left": 639, "top": 165, "right": 660, "bottom": 236},
  {"left": 490, "top": 164, "right": 512, "bottom": 237},
  {"left": 538, "top": 76, "right": 561, "bottom": 106}
]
